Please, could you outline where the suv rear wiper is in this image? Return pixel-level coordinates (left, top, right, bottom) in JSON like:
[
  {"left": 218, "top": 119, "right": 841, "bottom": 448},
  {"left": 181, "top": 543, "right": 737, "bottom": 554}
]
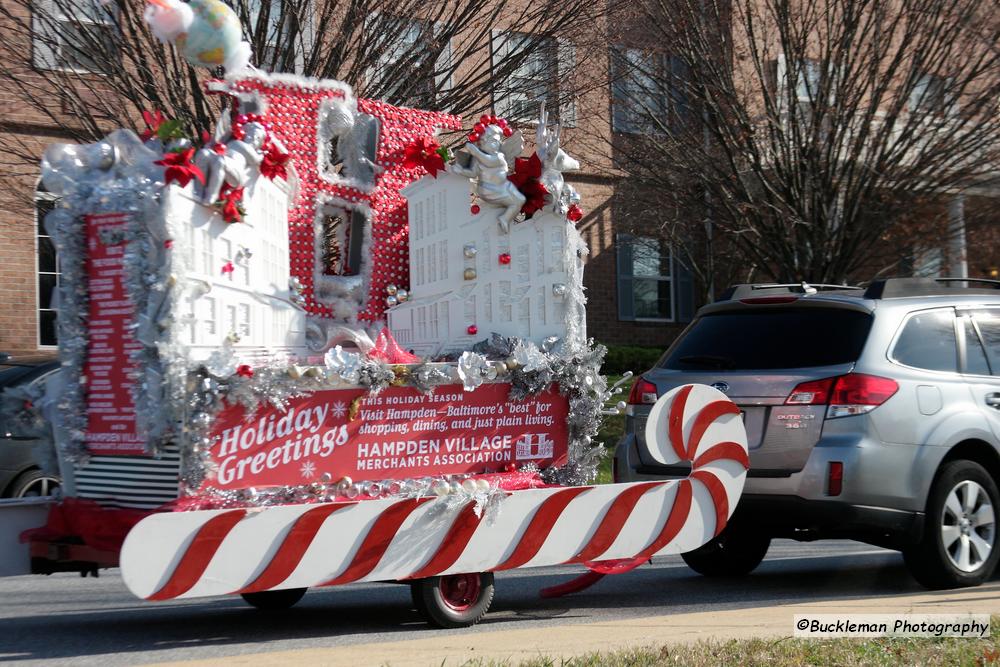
[{"left": 676, "top": 354, "right": 737, "bottom": 369}]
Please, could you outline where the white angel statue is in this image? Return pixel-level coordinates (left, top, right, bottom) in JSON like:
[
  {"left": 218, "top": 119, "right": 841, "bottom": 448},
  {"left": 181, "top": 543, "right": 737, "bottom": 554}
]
[
  {"left": 193, "top": 111, "right": 267, "bottom": 206},
  {"left": 449, "top": 125, "right": 526, "bottom": 232}
]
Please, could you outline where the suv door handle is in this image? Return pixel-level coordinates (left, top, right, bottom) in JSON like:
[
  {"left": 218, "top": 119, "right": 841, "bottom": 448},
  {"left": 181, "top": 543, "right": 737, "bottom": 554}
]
[{"left": 986, "top": 393, "right": 1000, "bottom": 409}]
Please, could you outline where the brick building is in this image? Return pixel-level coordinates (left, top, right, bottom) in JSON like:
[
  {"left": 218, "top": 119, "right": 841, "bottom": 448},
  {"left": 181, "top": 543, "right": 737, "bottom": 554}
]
[
  {"left": 0, "top": 2, "right": 701, "bottom": 357},
  {"left": 1, "top": 1, "right": 994, "bottom": 356}
]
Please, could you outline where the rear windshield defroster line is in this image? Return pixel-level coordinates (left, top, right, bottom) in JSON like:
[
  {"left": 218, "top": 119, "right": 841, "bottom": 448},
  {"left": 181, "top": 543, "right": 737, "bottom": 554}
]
[{"left": 661, "top": 308, "right": 873, "bottom": 371}]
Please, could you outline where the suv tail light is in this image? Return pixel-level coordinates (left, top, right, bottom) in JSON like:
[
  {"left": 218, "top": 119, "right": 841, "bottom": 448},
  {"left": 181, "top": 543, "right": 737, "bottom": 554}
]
[
  {"left": 627, "top": 378, "right": 659, "bottom": 406},
  {"left": 786, "top": 373, "right": 898, "bottom": 418}
]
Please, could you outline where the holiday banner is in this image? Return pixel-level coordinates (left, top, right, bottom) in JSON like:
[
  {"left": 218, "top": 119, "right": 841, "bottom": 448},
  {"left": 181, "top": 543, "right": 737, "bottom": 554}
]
[
  {"left": 206, "top": 383, "right": 570, "bottom": 490},
  {"left": 83, "top": 213, "right": 146, "bottom": 456}
]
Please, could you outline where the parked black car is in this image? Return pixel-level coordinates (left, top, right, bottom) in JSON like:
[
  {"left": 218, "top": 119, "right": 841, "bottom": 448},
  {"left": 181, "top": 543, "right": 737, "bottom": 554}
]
[{"left": 0, "top": 354, "right": 60, "bottom": 498}]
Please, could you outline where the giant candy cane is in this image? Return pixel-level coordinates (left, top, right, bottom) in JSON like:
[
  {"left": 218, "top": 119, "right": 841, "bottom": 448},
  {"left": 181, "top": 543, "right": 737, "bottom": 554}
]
[{"left": 121, "top": 385, "right": 747, "bottom": 600}]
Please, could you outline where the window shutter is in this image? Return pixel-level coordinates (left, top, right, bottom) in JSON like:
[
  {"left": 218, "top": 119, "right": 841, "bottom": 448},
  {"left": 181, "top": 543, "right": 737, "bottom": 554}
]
[
  {"left": 669, "top": 55, "right": 690, "bottom": 129},
  {"left": 435, "top": 34, "right": 452, "bottom": 104},
  {"left": 32, "top": 0, "right": 59, "bottom": 70},
  {"left": 491, "top": 30, "right": 510, "bottom": 117},
  {"left": 610, "top": 46, "right": 629, "bottom": 133},
  {"left": 674, "top": 254, "right": 696, "bottom": 322},
  {"left": 616, "top": 233, "right": 635, "bottom": 320},
  {"left": 556, "top": 38, "right": 576, "bottom": 128}
]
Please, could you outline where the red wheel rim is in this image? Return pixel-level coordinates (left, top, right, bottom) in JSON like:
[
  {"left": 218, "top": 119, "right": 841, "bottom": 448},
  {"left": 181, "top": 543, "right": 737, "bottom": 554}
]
[{"left": 438, "top": 573, "right": 481, "bottom": 612}]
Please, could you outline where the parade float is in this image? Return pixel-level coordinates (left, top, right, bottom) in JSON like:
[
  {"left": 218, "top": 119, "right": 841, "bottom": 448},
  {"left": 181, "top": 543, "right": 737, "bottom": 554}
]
[{"left": 0, "top": 0, "right": 748, "bottom": 628}]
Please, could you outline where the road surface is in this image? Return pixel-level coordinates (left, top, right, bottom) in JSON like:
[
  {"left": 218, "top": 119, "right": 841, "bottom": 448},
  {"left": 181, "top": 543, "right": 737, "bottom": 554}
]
[{"left": 0, "top": 540, "right": 994, "bottom": 665}]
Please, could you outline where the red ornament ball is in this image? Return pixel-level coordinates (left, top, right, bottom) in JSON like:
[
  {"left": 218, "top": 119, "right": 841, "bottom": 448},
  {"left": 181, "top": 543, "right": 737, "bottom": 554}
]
[
  {"left": 235, "top": 364, "right": 254, "bottom": 378},
  {"left": 498, "top": 253, "right": 511, "bottom": 265},
  {"left": 473, "top": 122, "right": 486, "bottom": 133},
  {"left": 468, "top": 132, "right": 480, "bottom": 143},
  {"left": 479, "top": 114, "right": 491, "bottom": 125},
  {"left": 502, "top": 127, "right": 513, "bottom": 137},
  {"left": 471, "top": 204, "right": 481, "bottom": 214},
  {"left": 467, "top": 325, "right": 478, "bottom": 335},
  {"left": 496, "top": 118, "right": 508, "bottom": 129},
  {"left": 567, "top": 204, "right": 584, "bottom": 222}
]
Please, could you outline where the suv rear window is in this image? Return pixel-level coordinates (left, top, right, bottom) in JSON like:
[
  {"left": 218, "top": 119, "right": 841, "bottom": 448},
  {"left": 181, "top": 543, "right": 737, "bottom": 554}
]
[{"left": 661, "top": 308, "right": 873, "bottom": 370}]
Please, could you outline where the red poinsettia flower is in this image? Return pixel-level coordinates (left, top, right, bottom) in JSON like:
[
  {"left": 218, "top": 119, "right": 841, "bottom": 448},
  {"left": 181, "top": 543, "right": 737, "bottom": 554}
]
[
  {"left": 260, "top": 142, "right": 291, "bottom": 181},
  {"left": 154, "top": 148, "right": 205, "bottom": 188},
  {"left": 217, "top": 186, "right": 245, "bottom": 224},
  {"left": 508, "top": 153, "right": 549, "bottom": 217},
  {"left": 140, "top": 110, "right": 165, "bottom": 142},
  {"left": 403, "top": 136, "right": 446, "bottom": 177}
]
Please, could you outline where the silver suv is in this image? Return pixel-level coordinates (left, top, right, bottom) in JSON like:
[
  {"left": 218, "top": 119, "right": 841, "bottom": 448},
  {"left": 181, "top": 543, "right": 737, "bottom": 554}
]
[{"left": 614, "top": 278, "right": 1000, "bottom": 589}]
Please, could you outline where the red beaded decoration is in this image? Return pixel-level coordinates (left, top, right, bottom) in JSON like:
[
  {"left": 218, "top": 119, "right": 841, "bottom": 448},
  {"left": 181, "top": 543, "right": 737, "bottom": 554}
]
[
  {"left": 224, "top": 74, "right": 461, "bottom": 323},
  {"left": 498, "top": 253, "right": 511, "bottom": 265}
]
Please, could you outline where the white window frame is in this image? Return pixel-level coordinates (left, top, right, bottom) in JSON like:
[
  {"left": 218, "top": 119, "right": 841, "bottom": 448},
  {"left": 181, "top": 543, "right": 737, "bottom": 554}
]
[
  {"left": 35, "top": 188, "right": 60, "bottom": 349},
  {"left": 492, "top": 31, "right": 576, "bottom": 127},
  {"left": 32, "top": 0, "right": 118, "bottom": 74},
  {"left": 616, "top": 234, "right": 676, "bottom": 323}
]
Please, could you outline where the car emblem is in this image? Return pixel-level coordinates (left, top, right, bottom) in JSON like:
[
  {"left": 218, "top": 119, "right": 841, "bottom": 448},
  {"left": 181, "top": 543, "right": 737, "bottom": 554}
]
[{"left": 710, "top": 381, "right": 730, "bottom": 393}]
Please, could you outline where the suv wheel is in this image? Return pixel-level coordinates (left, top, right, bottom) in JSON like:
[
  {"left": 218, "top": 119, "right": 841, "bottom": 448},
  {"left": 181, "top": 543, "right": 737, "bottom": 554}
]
[
  {"left": 904, "top": 460, "right": 999, "bottom": 589},
  {"left": 681, "top": 524, "right": 771, "bottom": 577}
]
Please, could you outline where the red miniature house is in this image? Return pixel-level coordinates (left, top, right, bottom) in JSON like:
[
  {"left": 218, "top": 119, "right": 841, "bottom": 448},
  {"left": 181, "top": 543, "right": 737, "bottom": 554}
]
[{"left": 223, "top": 74, "right": 462, "bottom": 327}]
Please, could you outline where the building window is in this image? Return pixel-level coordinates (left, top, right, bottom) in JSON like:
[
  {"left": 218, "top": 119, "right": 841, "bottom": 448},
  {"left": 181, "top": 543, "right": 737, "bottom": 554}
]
[
  {"left": 616, "top": 234, "right": 674, "bottom": 321},
  {"left": 368, "top": 16, "right": 451, "bottom": 108},
  {"left": 908, "top": 72, "right": 957, "bottom": 116},
  {"left": 492, "top": 32, "right": 576, "bottom": 125},
  {"left": 611, "top": 47, "right": 687, "bottom": 134},
  {"left": 32, "top": 0, "right": 118, "bottom": 73},
  {"left": 249, "top": 0, "right": 309, "bottom": 73},
  {"left": 36, "top": 191, "right": 60, "bottom": 347}
]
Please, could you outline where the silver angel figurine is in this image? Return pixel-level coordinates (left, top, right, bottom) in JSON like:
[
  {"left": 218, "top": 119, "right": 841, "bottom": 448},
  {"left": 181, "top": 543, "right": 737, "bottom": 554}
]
[
  {"left": 193, "top": 111, "right": 267, "bottom": 206},
  {"left": 450, "top": 125, "right": 526, "bottom": 232},
  {"left": 536, "top": 104, "right": 581, "bottom": 216}
]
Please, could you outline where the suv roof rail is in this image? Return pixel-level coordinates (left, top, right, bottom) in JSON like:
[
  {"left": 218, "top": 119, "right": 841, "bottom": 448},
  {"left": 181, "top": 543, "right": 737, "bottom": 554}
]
[
  {"left": 717, "top": 282, "right": 862, "bottom": 302},
  {"left": 863, "top": 277, "right": 1000, "bottom": 299}
]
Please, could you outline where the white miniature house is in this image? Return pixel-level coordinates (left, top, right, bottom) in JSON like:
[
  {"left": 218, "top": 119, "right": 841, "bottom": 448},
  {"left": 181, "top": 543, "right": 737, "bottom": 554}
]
[
  {"left": 388, "top": 172, "right": 587, "bottom": 356},
  {"left": 165, "top": 175, "right": 309, "bottom": 364}
]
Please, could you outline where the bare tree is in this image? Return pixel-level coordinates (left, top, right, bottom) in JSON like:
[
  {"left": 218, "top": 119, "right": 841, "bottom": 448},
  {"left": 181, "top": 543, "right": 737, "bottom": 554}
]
[
  {"left": 0, "top": 0, "right": 603, "bottom": 188},
  {"left": 599, "top": 0, "right": 1000, "bottom": 292}
]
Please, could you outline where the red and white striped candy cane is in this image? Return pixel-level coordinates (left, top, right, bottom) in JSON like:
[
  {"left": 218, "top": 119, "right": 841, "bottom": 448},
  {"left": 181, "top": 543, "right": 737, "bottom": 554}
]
[{"left": 120, "top": 384, "right": 747, "bottom": 601}]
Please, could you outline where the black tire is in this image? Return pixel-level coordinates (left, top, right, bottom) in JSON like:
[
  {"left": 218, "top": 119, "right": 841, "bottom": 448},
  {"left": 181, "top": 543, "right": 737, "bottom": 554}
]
[
  {"left": 410, "top": 572, "right": 495, "bottom": 628},
  {"left": 240, "top": 587, "right": 307, "bottom": 610},
  {"left": 8, "top": 469, "right": 61, "bottom": 498},
  {"left": 904, "top": 460, "right": 999, "bottom": 589},
  {"left": 681, "top": 524, "right": 771, "bottom": 577}
]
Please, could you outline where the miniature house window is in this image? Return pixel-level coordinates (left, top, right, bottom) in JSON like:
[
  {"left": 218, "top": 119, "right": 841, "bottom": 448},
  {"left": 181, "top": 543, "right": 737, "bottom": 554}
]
[
  {"left": 35, "top": 187, "right": 60, "bottom": 347},
  {"left": 324, "top": 111, "right": 379, "bottom": 186},
  {"left": 32, "top": 0, "right": 119, "bottom": 73},
  {"left": 492, "top": 31, "right": 576, "bottom": 126},
  {"left": 321, "top": 206, "right": 366, "bottom": 277}
]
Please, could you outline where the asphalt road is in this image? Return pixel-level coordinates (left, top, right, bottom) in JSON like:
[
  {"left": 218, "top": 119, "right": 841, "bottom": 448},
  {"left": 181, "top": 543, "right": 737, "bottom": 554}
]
[{"left": 0, "top": 540, "right": 959, "bottom": 666}]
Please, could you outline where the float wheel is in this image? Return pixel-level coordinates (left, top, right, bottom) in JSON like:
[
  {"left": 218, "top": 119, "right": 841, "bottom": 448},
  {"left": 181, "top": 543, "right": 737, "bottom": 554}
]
[
  {"left": 410, "top": 572, "right": 494, "bottom": 628},
  {"left": 240, "top": 587, "right": 307, "bottom": 610}
]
